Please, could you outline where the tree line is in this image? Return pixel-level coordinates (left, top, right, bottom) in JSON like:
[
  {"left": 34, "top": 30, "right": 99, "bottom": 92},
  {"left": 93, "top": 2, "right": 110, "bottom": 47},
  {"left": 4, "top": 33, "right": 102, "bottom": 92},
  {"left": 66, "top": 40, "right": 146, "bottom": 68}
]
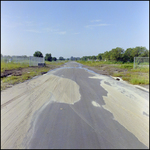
[
  {"left": 33, "top": 46, "right": 149, "bottom": 62},
  {"left": 81, "top": 46, "right": 149, "bottom": 62},
  {"left": 33, "top": 51, "right": 65, "bottom": 61},
  {"left": 33, "top": 51, "right": 80, "bottom": 61}
]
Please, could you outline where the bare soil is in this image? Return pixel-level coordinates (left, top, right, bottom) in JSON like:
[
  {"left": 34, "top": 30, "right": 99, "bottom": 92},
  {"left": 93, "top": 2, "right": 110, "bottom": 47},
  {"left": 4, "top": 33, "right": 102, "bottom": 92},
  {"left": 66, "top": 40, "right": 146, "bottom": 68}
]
[
  {"left": 82, "top": 64, "right": 149, "bottom": 90},
  {"left": 1, "top": 65, "right": 63, "bottom": 78},
  {"left": 1, "top": 68, "right": 32, "bottom": 78},
  {"left": 82, "top": 64, "right": 126, "bottom": 76},
  {"left": 1, "top": 63, "right": 149, "bottom": 90},
  {"left": 1, "top": 64, "right": 64, "bottom": 91}
]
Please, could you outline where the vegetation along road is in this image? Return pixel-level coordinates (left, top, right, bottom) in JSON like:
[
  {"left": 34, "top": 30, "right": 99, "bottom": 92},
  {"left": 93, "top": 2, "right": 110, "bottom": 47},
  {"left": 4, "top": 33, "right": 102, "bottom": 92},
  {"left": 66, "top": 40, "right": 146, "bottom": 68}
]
[{"left": 1, "top": 61, "right": 149, "bottom": 149}]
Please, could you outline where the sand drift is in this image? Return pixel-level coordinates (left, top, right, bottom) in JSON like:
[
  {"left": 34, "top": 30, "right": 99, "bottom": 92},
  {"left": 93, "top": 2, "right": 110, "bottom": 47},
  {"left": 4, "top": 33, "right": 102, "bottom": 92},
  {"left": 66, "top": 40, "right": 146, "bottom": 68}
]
[{"left": 1, "top": 61, "right": 149, "bottom": 149}]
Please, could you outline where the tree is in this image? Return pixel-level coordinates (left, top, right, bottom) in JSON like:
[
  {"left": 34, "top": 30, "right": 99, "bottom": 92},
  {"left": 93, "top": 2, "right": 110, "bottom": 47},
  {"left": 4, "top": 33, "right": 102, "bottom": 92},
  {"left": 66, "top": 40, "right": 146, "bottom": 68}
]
[
  {"left": 131, "top": 46, "right": 149, "bottom": 59},
  {"left": 45, "top": 53, "right": 52, "bottom": 61},
  {"left": 22, "top": 55, "right": 28, "bottom": 58},
  {"left": 97, "top": 53, "right": 103, "bottom": 60},
  {"left": 123, "top": 48, "right": 134, "bottom": 62},
  {"left": 109, "top": 47, "right": 124, "bottom": 61},
  {"left": 33, "top": 51, "right": 43, "bottom": 57},
  {"left": 59, "top": 56, "right": 65, "bottom": 61},
  {"left": 81, "top": 56, "right": 87, "bottom": 61},
  {"left": 137, "top": 47, "right": 148, "bottom": 57},
  {"left": 52, "top": 57, "right": 57, "bottom": 61},
  {"left": 70, "top": 56, "right": 75, "bottom": 61},
  {"left": 103, "top": 51, "right": 111, "bottom": 61},
  {"left": 91, "top": 55, "right": 97, "bottom": 60}
]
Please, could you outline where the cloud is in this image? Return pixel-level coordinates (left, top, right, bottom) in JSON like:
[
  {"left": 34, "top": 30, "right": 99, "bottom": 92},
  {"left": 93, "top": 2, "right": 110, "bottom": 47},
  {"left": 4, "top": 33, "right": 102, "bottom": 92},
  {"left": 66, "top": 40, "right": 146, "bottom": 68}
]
[
  {"left": 25, "top": 21, "right": 45, "bottom": 27},
  {"left": 25, "top": 26, "right": 66, "bottom": 34},
  {"left": 15, "top": 16, "right": 20, "bottom": 19},
  {"left": 74, "top": 32, "right": 80, "bottom": 34},
  {"left": 5, "top": 22, "right": 23, "bottom": 28},
  {"left": 26, "top": 29, "right": 41, "bottom": 33},
  {"left": 3, "top": 14, "right": 20, "bottom": 19},
  {"left": 85, "top": 23, "right": 110, "bottom": 29},
  {"left": 91, "top": 19, "right": 101, "bottom": 22},
  {"left": 25, "top": 21, "right": 35, "bottom": 26},
  {"left": 42, "top": 27, "right": 53, "bottom": 32},
  {"left": 56, "top": 31, "right": 66, "bottom": 35},
  {"left": 43, "top": 27, "right": 58, "bottom": 32}
]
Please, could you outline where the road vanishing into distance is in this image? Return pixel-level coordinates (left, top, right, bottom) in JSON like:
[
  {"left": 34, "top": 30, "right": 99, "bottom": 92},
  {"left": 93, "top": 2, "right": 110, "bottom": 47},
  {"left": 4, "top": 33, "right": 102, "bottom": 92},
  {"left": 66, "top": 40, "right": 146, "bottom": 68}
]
[{"left": 1, "top": 61, "right": 149, "bottom": 149}]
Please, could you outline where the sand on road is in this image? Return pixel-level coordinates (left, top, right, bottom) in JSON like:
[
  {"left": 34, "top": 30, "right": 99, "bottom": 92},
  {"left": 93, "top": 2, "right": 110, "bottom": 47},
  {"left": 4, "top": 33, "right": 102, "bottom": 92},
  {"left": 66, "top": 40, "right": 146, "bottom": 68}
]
[
  {"left": 1, "top": 73, "right": 80, "bottom": 148},
  {"left": 1, "top": 61, "right": 149, "bottom": 149}
]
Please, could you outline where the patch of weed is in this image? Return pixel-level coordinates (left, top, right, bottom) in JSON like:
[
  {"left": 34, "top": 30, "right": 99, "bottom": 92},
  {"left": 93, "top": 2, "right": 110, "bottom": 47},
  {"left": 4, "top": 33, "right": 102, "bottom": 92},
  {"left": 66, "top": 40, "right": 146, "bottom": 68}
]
[
  {"left": 122, "top": 77, "right": 130, "bottom": 81},
  {"left": 131, "top": 67, "right": 149, "bottom": 73},
  {"left": 113, "top": 72, "right": 124, "bottom": 77},
  {"left": 45, "top": 60, "right": 68, "bottom": 66},
  {"left": 130, "top": 76, "right": 149, "bottom": 85},
  {"left": 1, "top": 61, "right": 29, "bottom": 73}
]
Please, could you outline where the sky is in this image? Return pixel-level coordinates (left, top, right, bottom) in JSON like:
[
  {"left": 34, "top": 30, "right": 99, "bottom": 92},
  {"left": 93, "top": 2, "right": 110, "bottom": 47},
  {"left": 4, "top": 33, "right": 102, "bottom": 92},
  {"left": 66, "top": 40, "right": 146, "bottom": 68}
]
[{"left": 1, "top": 1, "right": 149, "bottom": 59}]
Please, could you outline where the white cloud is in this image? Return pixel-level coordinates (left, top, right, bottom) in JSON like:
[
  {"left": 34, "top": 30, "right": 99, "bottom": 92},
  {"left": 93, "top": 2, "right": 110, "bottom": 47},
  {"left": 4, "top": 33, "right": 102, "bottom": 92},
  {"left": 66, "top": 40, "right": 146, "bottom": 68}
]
[
  {"left": 42, "top": 27, "right": 53, "bottom": 32},
  {"left": 25, "top": 21, "right": 35, "bottom": 26},
  {"left": 26, "top": 29, "right": 41, "bottom": 33},
  {"left": 25, "top": 21, "right": 43, "bottom": 27},
  {"left": 3, "top": 14, "right": 20, "bottom": 19},
  {"left": 43, "top": 27, "right": 59, "bottom": 32},
  {"left": 85, "top": 23, "right": 110, "bottom": 29},
  {"left": 91, "top": 19, "right": 101, "bottom": 22},
  {"left": 74, "top": 32, "right": 80, "bottom": 34},
  {"left": 5, "top": 22, "right": 23, "bottom": 28},
  {"left": 25, "top": 21, "right": 45, "bottom": 27},
  {"left": 56, "top": 31, "right": 66, "bottom": 35}
]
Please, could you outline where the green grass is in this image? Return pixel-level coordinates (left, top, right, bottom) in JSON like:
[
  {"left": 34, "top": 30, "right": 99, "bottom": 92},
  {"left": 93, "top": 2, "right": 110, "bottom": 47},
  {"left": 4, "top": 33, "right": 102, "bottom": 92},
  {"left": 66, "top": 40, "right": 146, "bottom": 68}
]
[
  {"left": 1, "top": 60, "right": 68, "bottom": 90},
  {"left": 1, "top": 60, "right": 68, "bottom": 73},
  {"left": 113, "top": 72, "right": 149, "bottom": 85},
  {"left": 1, "top": 67, "right": 52, "bottom": 90},
  {"left": 76, "top": 60, "right": 134, "bottom": 69},
  {"left": 1, "top": 61, "right": 29, "bottom": 73},
  {"left": 76, "top": 60, "right": 122, "bottom": 66},
  {"left": 1, "top": 67, "right": 49, "bottom": 85},
  {"left": 45, "top": 60, "right": 68, "bottom": 66},
  {"left": 122, "top": 77, "right": 130, "bottom": 81},
  {"left": 77, "top": 60, "right": 149, "bottom": 85},
  {"left": 116, "top": 64, "right": 133, "bottom": 69},
  {"left": 113, "top": 72, "right": 124, "bottom": 77},
  {"left": 129, "top": 75, "right": 149, "bottom": 84},
  {"left": 130, "top": 67, "right": 149, "bottom": 73}
]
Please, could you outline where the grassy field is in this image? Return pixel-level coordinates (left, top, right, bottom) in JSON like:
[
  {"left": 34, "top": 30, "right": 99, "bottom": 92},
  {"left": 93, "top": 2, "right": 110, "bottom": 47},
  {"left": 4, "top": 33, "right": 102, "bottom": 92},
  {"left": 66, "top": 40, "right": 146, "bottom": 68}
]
[
  {"left": 1, "top": 61, "right": 29, "bottom": 72},
  {"left": 1, "top": 60, "right": 68, "bottom": 90},
  {"left": 45, "top": 60, "right": 67, "bottom": 66},
  {"left": 77, "top": 60, "right": 149, "bottom": 85},
  {"left": 1, "top": 60, "right": 149, "bottom": 90},
  {"left": 1, "top": 60, "right": 67, "bottom": 72}
]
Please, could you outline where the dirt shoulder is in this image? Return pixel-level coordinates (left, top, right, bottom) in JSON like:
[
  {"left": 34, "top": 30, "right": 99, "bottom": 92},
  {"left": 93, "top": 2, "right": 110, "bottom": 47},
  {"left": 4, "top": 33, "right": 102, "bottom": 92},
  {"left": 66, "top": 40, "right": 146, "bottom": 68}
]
[
  {"left": 1, "top": 64, "right": 64, "bottom": 91},
  {"left": 1, "top": 65, "right": 63, "bottom": 78},
  {"left": 1, "top": 62, "right": 149, "bottom": 90},
  {"left": 82, "top": 64, "right": 149, "bottom": 90}
]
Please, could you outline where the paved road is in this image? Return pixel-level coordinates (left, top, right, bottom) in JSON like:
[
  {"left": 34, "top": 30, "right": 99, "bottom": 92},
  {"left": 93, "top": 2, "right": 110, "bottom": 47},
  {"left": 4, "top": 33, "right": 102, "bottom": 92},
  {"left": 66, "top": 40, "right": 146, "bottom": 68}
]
[{"left": 1, "top": 61, "right": 149, "bottom": 149}]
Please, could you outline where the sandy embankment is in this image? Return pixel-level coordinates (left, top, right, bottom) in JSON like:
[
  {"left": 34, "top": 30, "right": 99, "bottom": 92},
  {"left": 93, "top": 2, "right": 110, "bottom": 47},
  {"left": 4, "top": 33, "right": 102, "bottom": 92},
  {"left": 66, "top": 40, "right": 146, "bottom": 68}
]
[
  {"left": 89, "top": 74, "right": 149, "bottom": 148},
  {"left": 1, "top": 74, "right": 81, "bottom": 149}
]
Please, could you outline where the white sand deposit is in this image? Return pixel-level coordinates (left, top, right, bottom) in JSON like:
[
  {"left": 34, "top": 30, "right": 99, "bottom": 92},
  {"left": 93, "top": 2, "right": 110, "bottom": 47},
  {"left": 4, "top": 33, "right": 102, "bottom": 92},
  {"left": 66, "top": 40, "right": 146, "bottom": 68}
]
[
  {"left": 89, "top": 74, "right": 149, "bottom": 147},
  {"left": 1, "top": 74, "right": 81, "bottom": 149}
]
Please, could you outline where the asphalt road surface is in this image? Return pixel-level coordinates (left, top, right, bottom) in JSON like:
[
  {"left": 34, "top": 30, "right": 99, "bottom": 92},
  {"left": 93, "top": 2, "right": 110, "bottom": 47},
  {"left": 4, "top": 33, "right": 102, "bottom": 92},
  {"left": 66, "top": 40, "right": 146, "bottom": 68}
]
[{"left": 1, "top": 61, "right": 149, "bottom": 149}]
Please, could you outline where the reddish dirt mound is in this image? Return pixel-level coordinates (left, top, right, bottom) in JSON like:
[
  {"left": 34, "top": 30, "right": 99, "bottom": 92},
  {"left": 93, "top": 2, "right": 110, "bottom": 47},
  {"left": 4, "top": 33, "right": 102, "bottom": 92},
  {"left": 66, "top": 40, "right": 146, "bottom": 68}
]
[
  {"left": 1, "top": 69, "right": 22, "bottom": 78},
  {"left": 1, "top": 67, "right": 39, "bottom": 78}
]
